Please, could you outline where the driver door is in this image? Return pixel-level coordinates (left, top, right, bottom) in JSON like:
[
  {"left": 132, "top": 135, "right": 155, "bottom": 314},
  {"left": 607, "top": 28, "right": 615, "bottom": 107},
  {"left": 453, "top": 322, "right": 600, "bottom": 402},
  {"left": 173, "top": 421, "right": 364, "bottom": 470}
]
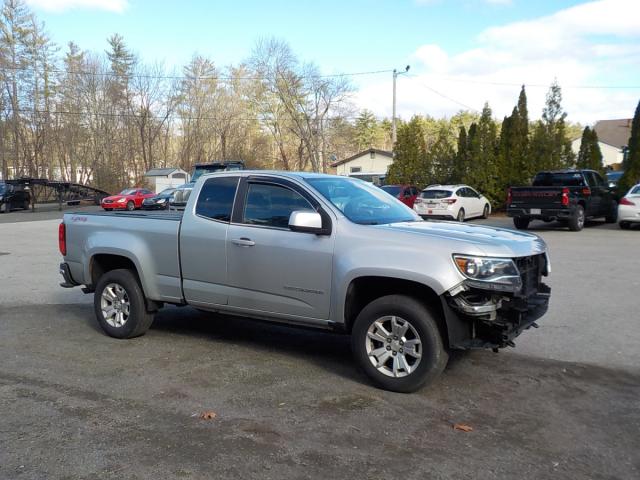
[{"left": 226, "top": 177, "right": 335, "bottom": 320}]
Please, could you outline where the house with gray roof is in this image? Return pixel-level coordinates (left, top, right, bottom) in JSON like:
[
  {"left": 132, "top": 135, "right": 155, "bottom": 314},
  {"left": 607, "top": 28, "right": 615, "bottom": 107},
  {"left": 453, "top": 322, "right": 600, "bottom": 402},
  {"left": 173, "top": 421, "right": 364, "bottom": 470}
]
[
  {"left": 571, "top": 118, "right": 632, "bottom": 167},
  {"left": 144, "top": 167, "right": 189, "bottom": 193}
]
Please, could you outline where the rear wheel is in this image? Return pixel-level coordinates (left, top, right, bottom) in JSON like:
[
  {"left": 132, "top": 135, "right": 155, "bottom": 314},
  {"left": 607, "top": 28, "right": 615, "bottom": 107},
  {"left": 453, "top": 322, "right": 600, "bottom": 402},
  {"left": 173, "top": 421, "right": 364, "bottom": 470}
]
[
  {"left": 619, "top": 221, "right": 631, "bottom": 230},
  {"left": 23, "top": 199, "right": 30, "bottom": 210},
  {"left": 482, "top": 204, "right": 490, "bottom": 219},
  {"left": 351, "top": 295, "right": 448, "bottom": 393},
  {"left": 126, "top": 201, "right": 135, "bottom": 211},
  {"left": 513, "top": 216, "right": 530, "bottom": 230},
  {"left": 568, "top": 205, "right": 585, "bottom": 231},
  {"left": 93, "top": 269, "right": 154, "bottom": 339},
  {"left": 0, "top": 202, "right": 7, "bottom": 213},
  {"left": 457, "top": 208, "right": 465, "bottom": 222}
]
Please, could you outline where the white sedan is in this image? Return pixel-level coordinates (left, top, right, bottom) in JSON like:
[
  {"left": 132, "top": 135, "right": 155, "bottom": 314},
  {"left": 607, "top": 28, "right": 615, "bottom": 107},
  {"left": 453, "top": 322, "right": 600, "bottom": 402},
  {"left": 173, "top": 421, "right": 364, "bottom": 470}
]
[
  {"left": 413, "top": 184, "right": 491, "bottom": 222},
  {"left": 618, "top": 184, "right": 640, "bottom": 229}
]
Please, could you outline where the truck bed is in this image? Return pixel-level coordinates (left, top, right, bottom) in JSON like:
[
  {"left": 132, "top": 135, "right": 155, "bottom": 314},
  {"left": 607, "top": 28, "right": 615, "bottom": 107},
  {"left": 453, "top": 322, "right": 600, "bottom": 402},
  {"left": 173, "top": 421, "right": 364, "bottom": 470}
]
[{"left": 63, "top": 209, "right": 184, "bottom": 303}]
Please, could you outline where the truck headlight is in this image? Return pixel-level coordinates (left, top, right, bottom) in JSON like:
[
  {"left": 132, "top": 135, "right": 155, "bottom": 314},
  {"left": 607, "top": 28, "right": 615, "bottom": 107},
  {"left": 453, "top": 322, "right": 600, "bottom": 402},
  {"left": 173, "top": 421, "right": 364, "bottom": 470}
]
[
  {"left": 117, "top": 198, "right": 127, "bottom": 203},
  {"left": 453, "top": 255, "right": 521, "bottom": 291}
]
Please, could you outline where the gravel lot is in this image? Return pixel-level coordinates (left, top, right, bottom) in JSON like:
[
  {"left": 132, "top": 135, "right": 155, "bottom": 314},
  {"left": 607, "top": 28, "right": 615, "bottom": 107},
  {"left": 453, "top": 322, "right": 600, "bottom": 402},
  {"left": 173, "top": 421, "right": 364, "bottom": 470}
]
[{"left": 0, "top": 208, "right": 638, "bottom": 479}]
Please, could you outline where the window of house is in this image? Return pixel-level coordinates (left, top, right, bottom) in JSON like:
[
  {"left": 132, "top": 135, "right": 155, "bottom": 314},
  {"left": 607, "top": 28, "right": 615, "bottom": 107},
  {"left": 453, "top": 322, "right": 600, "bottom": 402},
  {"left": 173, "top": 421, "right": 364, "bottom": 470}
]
[{"left": 350, "top": 166, "right": 362, "bottom": 173}]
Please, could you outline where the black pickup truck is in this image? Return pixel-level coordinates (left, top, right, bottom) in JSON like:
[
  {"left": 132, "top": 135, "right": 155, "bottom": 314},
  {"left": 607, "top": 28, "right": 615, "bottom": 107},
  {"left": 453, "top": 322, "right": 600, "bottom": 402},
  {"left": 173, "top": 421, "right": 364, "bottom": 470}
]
[
  {"left": 507, "top": 169, "right": 618, "bottom": 231},
  {"left": 0, "top": 182, "right": 31, "bottom": 213}
]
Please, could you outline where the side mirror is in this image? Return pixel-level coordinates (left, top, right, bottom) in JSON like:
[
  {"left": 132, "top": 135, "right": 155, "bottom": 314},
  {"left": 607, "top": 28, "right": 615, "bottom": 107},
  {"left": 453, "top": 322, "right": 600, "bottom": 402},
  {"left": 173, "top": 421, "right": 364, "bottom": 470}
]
[
  {"left": 608, "top": 182, "right": 616, "bottom": 189},
  {"left": 289, "top": 210, "right": 327, "bottom": 235}
]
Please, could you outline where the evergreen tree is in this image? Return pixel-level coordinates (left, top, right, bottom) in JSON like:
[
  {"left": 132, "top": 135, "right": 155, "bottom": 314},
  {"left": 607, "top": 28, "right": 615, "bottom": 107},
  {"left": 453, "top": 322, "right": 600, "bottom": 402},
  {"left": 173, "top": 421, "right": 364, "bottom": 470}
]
[
  {"left": 576, "top": 126, "right": 604, "bottom": 172},
  {"left": 387, "top": 116, "right": 430, "bottom": 186},
  {"left": 354, "top": 109, "right": 381, "bottom": 150},
  {"left": 530, "top": 81, "right": 574, "bottom": 172},
  {"left": 451, "top": 125, "right": 468, "bottom": 183},
  {"left": 464, "top": 103, "right": 500, "bottom": 205},
  {"left": 619, "top": 100, "right": 640, "bottom": 193},
  {"left": 430, "top": 125, "right": 456, "bottom": 183}
]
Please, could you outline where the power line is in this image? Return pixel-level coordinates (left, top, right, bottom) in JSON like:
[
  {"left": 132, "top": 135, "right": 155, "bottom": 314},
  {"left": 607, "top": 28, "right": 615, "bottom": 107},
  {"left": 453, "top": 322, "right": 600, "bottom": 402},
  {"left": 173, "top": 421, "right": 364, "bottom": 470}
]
[
  {"left": 0, "top": 65, "right": 394, "bottom": 81},
  {"left": 408, "top": 74, "right": 640, "bottom": 90},
  {"left": 404, "top": 76, "right": 479, "bottom": 112}
]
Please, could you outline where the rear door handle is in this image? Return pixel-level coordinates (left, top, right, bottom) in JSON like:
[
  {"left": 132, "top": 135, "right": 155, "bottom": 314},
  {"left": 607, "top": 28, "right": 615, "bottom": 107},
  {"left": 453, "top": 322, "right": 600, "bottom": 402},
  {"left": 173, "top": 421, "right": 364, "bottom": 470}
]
[{"left": 231, "top": 237, "right": 255, "bottom": 247}]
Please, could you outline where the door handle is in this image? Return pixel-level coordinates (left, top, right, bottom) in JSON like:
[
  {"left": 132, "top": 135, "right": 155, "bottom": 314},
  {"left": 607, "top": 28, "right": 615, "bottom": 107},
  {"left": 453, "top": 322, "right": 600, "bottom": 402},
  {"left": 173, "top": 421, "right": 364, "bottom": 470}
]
[{"left": 231, "top": 237, "right": 255, "bottom": 247}]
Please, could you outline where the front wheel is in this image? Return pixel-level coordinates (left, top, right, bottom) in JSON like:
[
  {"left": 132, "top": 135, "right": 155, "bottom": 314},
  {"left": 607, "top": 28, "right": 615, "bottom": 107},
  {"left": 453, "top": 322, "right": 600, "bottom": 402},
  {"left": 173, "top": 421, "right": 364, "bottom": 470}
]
[
  {"left": 513, "top": 216, "right": 530, "bottom": 230},
  {"left": 93, "top": 269, "right": 154, "bottom": 339},
  {"left": 126, "top": 201, "right": 135, "bottom": 211},
  {"left": 482, "top": 204, "right": 490, "bottom": 219},
  {"left": 568, "top": 205, "right": 585, "bottom": 231},
  {"left": 351, "top": 295, "right": 448, "bottom": 393}
]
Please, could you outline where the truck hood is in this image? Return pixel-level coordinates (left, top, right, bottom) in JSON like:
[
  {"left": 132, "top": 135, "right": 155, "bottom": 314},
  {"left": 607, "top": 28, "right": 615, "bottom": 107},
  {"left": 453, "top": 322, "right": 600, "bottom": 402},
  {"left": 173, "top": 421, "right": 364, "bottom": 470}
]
[{"left": 376, "top": 220, "right": 547, "bottom": 258}]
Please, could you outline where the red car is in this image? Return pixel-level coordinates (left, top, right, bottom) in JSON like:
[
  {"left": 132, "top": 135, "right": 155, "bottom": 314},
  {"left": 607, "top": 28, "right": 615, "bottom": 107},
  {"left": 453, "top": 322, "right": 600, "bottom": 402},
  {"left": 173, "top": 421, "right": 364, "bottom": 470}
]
[
  {"left": 380, "top": 184, "right": 420, "bottom": 208},
  {"left": 101, "top": 188, "right": 156, "bottom": 211}
]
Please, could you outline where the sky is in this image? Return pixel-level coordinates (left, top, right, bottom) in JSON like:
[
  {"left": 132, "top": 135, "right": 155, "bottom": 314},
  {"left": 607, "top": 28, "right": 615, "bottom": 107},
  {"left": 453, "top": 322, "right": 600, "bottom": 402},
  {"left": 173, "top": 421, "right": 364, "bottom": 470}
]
[{"left": 26, "top": 0, "right": 640, "bottom": 124}]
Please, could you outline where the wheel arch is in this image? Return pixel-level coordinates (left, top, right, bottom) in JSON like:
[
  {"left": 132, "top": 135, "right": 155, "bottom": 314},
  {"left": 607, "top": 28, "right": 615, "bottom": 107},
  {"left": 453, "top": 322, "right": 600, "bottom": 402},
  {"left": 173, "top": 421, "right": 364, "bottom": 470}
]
[{"left": 342, "top": 276, "right": 450, "bottom": 347}]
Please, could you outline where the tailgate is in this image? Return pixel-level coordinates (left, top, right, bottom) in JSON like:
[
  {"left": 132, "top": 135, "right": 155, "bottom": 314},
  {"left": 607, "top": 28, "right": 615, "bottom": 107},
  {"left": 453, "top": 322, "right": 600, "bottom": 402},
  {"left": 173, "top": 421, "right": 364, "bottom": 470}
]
[{"left": 509, "top": 187, "right": 565, "bottom": 208}]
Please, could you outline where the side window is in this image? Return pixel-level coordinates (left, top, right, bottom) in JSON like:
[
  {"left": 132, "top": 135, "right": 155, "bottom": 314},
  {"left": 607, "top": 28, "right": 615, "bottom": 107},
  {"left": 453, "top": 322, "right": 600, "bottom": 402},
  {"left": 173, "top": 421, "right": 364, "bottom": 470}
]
[
  {"left": 456, "top": 188, "right": 466, "bottom": 197},
  {"left": 410, "top": 187, "right": 419, "bottom": 196},
  {"left": 584, "top": 172, "right": 597, "bottom": 187},
  {"left": 195, "top": 176, "right": 239, "bottom": 222},
  {"left": 592, "top": 172, "right": 606, "bottom": 187},
  {"left": 467, "top": 188, "right": 479, "bottom": 198},
  {"left": 243, "top": 183, "right": 314, "bottom": 229}
]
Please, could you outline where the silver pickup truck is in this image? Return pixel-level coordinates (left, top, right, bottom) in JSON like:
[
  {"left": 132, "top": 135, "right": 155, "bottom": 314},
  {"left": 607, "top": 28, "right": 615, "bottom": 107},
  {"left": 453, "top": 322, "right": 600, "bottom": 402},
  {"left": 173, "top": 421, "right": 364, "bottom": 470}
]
[{"left": 59, "top": 172, "right": 551, "bottom": 392}]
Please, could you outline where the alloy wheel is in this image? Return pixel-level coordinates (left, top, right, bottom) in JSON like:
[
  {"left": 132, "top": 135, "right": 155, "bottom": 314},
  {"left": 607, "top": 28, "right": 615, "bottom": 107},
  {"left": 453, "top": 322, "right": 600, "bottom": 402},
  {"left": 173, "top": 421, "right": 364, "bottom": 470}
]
[
  {"left": 100, "top": 283, "right": 131, "bottom": 328},
  {"left": 365, "top": 315, "right": 422, "bottom": 378}
]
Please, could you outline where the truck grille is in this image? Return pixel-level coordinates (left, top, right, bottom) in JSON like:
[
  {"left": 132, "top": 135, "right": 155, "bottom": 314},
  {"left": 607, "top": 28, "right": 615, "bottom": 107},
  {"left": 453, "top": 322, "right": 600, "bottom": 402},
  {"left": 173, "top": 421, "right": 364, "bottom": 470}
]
[{"left": 515, "top": 254, "right": 546, "bottom": 296}]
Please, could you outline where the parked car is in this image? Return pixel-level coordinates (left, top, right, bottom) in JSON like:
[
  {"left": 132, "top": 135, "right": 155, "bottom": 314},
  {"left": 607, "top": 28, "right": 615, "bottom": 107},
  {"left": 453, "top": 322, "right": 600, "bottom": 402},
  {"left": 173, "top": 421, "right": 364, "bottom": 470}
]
[
  {"left": 101, "top": 188, "right": 156, "bottom": 211},
  {"left": 0, "top": 182, "right": 31, "bottom": 213},
  {"left": 618, "top": 184, "right": 640, "bottom": 229},
  {"left": 170, "top": 161, "right": 245, "bottom": 210},
  {"left": 379, "top": 184, "right": 420, "bottom": 208},
  {"left": 507, "top": 169, "right": 618, "bottom": 231},
  {"left": 141, "top": 188, "right": 176, "bottom": 210},
  {"left": 605, "top": 170, "right": 624, "bottom": 188},
  {"left": 59, "top": 171, "right": 551, "bottom": 393},
  {"left": 414, "top": 185, "right": 491, "bottom": 222}
]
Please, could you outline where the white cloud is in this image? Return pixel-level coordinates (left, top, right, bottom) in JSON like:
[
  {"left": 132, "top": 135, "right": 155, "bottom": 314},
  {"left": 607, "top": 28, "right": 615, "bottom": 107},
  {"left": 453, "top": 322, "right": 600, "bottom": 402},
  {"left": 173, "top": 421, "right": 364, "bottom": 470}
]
[
  {"left": 27, "top": 0, "right": 128, "bottom": 13},
  {"left": 356, "top": 0, "right": 640, "bottom": 124}
]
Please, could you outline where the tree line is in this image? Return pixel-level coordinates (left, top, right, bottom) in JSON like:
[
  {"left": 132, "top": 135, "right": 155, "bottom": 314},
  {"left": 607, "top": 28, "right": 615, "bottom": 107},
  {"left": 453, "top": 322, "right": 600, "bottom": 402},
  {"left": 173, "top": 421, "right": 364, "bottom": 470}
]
[{"left": 0, "top": 0, "right": 364, "bottom": 192}]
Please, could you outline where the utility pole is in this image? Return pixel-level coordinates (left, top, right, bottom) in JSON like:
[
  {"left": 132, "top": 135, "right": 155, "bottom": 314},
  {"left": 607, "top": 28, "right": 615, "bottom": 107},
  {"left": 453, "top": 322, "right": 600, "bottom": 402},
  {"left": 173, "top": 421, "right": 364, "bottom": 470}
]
[{"left": 392, "top": 65, "right": 410, "bottom": 148}]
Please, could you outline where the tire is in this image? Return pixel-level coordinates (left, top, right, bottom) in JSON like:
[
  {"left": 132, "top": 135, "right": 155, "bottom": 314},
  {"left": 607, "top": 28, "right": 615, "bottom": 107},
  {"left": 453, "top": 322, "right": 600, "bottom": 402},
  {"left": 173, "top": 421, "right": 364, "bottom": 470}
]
[
  {"left": 619, "top": 221, "right": 631, "bottom": 230},
  {"left": 482, "top": 204, "right": 490, "bottom": 219},
  {"left": 93, "top": 269, "right": 154, "bottom": 339},
  {"left": 126, "top": 201, "right": 135, "bottom": 211},
  {"left": 103, "top": 208, "right": 112, "bottom": 211},
  {"left": 0, "top": 202, "right": 7, "bottom": 214},
  {"left": 456, "top": 208, "right": 465, "bottom": 222},
  {"left": 23, "top": 199, "right": 30, "bottom": 210},
  {"left": 351, "top": 295, "right": 448, "bottom": 393},
  {"left": 605, "top": 202, "right": 618, "bottom": 223},
  {"left": 568, "top": 205, "right": 585, "bottom": 231},
  {"left": 513, "top": 217, "right": 530, "bottom": 230}
]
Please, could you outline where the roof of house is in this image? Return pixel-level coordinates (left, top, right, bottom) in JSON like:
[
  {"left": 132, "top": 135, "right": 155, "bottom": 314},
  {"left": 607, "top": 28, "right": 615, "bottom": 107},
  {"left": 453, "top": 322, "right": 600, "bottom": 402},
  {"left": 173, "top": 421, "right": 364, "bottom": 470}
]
[
  {"left": 144, "top": 167, "right": 185, "bottom": 177},
  {"left": 593, "top": 119, "right": 632, "bottom": 149},
  {"left": 330, "top": 148, "right": 393, "bottom": 167}
]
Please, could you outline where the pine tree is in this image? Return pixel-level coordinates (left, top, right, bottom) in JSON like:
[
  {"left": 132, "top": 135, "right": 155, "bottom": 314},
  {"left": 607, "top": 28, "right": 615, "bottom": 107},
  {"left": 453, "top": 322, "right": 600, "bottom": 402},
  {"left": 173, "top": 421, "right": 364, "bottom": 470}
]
[
  {"left": 619, "top": 100, "right": 640, "bottom": 193},
  {"left": 354, "top": 109, "right": 381, "bottom": 150},
  {"left": 387, "top": 116, "right": 430, "bottom": 186},
  {"left": 531, "top": 81, "right": 574, "bottom": 172},
  {"left": 464, "top": 103, "right": 499, "bottom": 205},
  {"left": 430, "top": 125, "right": 456, "bottom": 183},
  {"left": 451, "top": 125, "right": 468, "bottom": 183},
  {"left": 576, "top": 126, "right": 604, "bottom": 172}
]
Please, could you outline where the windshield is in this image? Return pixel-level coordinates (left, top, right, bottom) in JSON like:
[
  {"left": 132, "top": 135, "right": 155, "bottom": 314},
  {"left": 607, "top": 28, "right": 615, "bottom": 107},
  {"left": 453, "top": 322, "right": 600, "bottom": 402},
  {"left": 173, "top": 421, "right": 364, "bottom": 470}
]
[
  {"left": 158, "top": 188, "right": 176, "bottom": 197},
  {"left": 380, "top": 185, "right": 401, "bottom": 196},
  {"left": 606, "top": 171, "right": 624, "bottom": 181},
  {"left": 420, "top": 189, "right": 452, "bottom": 199},
  {"left": 533, "top": 172, "right": 585, "bottom": 187},
  {"left": 119, "top": 189, "right": 137, "bottom": 195},
  {"left": 306, "top": 177, "right": 419, "bottom": 225}
]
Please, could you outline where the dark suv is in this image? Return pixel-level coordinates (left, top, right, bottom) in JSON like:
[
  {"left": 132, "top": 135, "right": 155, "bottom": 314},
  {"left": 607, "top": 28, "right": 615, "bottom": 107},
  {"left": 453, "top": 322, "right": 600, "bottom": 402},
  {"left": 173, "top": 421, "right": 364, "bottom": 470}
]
[{"left": 0, "top": 182, "right": 31, "bottom": 213}]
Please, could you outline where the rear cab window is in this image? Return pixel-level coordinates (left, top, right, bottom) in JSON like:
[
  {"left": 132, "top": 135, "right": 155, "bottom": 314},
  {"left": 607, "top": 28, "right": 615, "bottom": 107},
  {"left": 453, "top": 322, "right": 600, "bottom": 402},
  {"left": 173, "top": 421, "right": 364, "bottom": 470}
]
[
  {"left": 195, "top": 177, "right": 240, "bottom": 222},
  {"left": 533, "top": 172, "right": 585, "bottom": 187}
]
